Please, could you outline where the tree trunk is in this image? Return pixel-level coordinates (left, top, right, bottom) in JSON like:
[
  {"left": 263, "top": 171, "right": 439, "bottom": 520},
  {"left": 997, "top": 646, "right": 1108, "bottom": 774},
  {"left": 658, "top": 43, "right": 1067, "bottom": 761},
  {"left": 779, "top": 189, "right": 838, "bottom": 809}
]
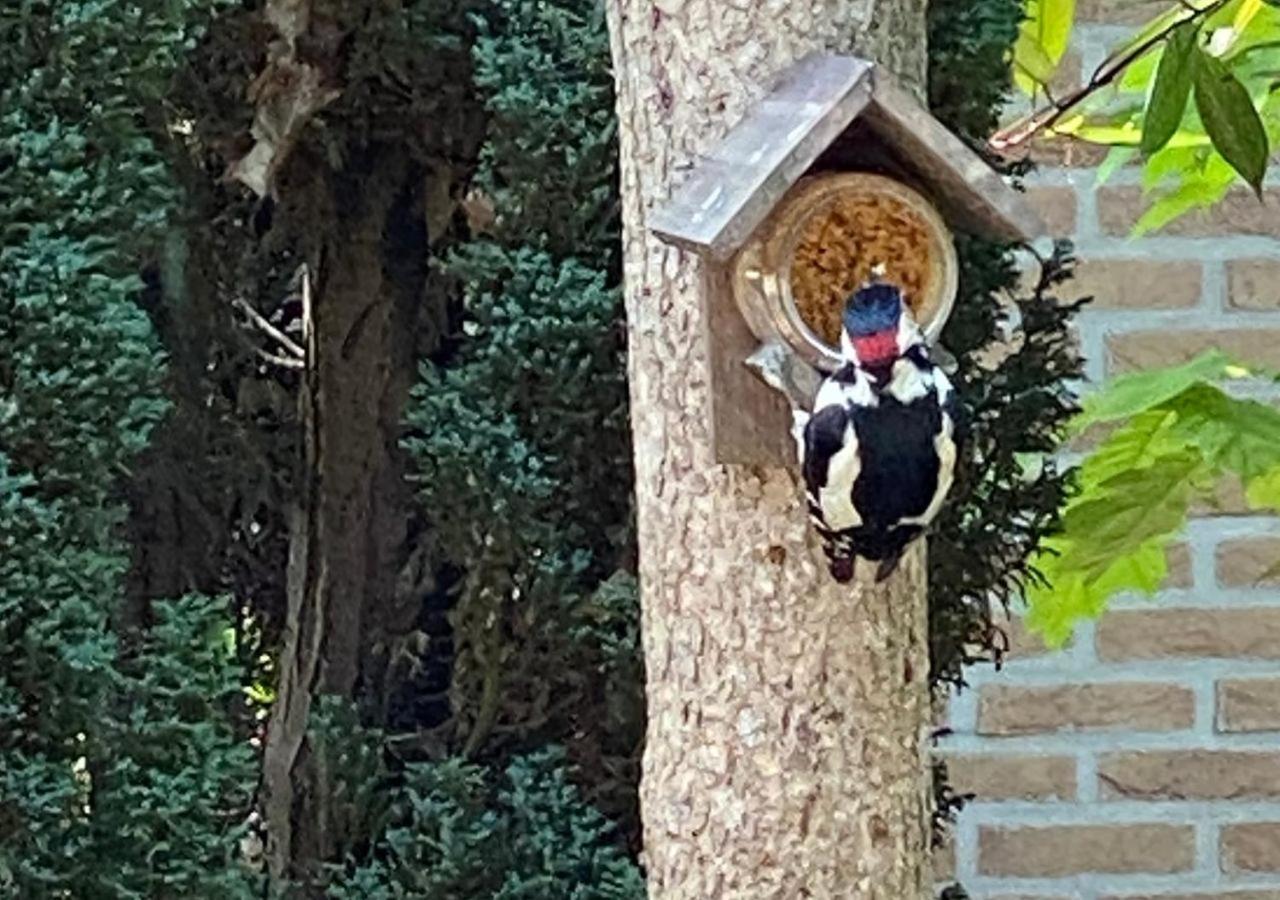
[
  {"left": 605, "top": 2, "right": 933, "bottom": 897},
  {"left": 260, "top": 153, "right": 427, "bottom": 888}
]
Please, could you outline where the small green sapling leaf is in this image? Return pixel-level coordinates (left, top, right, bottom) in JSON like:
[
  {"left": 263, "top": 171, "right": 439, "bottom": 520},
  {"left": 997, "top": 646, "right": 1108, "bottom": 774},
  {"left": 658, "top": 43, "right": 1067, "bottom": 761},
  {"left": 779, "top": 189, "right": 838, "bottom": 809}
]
[
  {"left": 1194, "top": 45, "right": 1270, "bottom": 195},
  {"left": 1143, "top": 23, "right": 1198, "bottom": 155}
]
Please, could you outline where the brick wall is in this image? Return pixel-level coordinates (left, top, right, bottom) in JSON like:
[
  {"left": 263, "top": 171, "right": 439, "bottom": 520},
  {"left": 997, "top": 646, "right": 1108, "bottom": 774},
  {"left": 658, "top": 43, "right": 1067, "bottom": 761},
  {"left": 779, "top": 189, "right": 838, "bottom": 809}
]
[{"left": 937, "top": 7, "right": 1280, "bottom": 898}]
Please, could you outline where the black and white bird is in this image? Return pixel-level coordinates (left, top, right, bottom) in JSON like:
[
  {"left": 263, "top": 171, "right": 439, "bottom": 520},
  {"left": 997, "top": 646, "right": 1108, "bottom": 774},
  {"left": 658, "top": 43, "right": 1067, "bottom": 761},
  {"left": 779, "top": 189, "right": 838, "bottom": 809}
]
[{"left": 794, "top": 281, "right": 960, "bottom": 584}]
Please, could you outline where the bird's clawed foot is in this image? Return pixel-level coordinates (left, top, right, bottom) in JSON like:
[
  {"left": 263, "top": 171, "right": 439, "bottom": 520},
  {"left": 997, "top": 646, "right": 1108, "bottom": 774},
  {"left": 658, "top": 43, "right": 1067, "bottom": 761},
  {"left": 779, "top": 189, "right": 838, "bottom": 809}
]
[
  {"left": 829, "top": 556, "right": 856, "bottom": 584},
  {"left": 874, "top": 553, "right": 903, "bottom": 583}
]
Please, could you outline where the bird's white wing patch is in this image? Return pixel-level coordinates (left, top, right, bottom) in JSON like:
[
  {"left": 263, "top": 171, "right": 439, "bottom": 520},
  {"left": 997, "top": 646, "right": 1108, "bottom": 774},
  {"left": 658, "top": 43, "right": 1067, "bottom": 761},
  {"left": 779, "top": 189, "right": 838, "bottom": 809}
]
[
  {"left": 895, "top": 316, "right": 925, "bottom": 355},
  {"left": 818, "top": 420, "right": 862, "bottom": 530}
]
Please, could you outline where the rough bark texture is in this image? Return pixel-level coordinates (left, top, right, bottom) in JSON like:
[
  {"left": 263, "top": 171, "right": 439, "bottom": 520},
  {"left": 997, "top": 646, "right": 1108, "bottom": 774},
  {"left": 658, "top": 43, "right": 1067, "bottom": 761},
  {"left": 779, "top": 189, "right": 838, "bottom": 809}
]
[
  {"left": 606, "top": 1, "right": 933, "bottom": 896},
  {"left": 260, "top": 154, "right": 425, "bottom": 888}
]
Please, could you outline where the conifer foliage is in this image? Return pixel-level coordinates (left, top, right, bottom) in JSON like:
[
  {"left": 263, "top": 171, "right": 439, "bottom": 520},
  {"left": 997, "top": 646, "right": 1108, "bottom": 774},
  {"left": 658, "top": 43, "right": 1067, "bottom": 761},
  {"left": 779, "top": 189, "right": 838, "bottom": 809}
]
[
  {"left": 0, "top": 2, "right": 258, "bottom": 894},
  {"left": 401, "top": 0, "right": 640, "bottom": 793}
]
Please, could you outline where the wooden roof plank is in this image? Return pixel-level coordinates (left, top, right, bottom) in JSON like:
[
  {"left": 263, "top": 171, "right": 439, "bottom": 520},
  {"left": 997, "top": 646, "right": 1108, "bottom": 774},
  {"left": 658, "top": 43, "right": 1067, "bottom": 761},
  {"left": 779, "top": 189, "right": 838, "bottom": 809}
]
[
  {"left": 864, "top": 73, "right": 1045, "bottom": 242},
  {"left": 649, "top": 54, "right": 874, "bottom": 259},
  {"left": 649, "top": 54, "right": 1047, "bottom": 258}
]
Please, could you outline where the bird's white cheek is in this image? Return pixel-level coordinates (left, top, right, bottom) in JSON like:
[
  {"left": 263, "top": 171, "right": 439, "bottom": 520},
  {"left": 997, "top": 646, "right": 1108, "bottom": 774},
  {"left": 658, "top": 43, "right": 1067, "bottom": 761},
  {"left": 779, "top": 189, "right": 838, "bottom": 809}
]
[
  {"left": 895, "top": 316, "right": 923, "bottom": 355},
  {"left": 840, "top": 331, "right": 859, "bottom": 363}
]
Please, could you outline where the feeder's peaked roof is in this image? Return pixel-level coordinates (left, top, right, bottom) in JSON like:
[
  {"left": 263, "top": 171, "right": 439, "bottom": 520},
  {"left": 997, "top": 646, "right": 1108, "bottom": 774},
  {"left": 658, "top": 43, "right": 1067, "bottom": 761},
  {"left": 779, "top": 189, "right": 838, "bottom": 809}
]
[{"left": 649, "top": 54, "right": 1045, "bottom": 261}]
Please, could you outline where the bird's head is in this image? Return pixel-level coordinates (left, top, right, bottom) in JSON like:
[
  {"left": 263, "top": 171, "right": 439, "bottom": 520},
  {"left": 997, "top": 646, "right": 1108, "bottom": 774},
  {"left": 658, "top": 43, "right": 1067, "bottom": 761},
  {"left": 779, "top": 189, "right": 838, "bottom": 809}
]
[{"left": 839, "top": 281, "right": 921, "bottom": 368}]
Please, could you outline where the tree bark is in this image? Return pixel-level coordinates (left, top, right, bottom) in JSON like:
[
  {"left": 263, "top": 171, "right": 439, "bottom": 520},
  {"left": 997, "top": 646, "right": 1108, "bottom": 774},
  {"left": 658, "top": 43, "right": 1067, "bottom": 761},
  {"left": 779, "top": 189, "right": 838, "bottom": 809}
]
[
  {"left": 605, "top": 2, "right": 933, "bottom": 897},
  {"left": 260, "top": 152, "right": 427, "bottom": 888}
]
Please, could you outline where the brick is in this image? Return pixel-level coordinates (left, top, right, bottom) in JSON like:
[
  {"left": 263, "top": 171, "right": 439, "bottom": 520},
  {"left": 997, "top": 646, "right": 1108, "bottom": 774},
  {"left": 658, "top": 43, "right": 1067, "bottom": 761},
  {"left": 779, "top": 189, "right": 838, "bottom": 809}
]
[
  {"left": 1048, "top": 50, "right": 1083, "bottom": 98},
  {"left": 1166, "top": 541, "right": 1193, "bottom": 588},
  {"left": 1097, "top": 608, "right": 1280, "bottom": 661},
  {"left": 1191, "top": 475, "right": 1255, "bottom": 517},
  {"left": 978, "top": 823, "right": 1194, "bottom": 876},
  {"left": 1024, "top": 185, "right": 1077, "bottom": 235},
  {"left": 1107, "top": 328, "right": 1280, "bottom": 374},
  {"left": 1228, "top": 259, "right": 1280, "bottom": 310},
  {"left": 1098, "top": 750, "right": 1280, "bottom": 800},
  {"left": 977, "top": 682, "right": 1194, "bottom": 735},
  {"left": 1104, "top": 896, "right": 1280, "bottom": 900},
  {"left": 1068, "top": 418, "right": 1123, "bottom": 452},
  {"left": 1028, "top": 135, "right": 1112, "bottom": 169},
  {"left": 1078, "top": 0, "right": 1175, "bottom": 23},
  {"left": 1217, "top": 537, "right": 1280, "bottom": 587},
  {"left": 1099, "top": 185, "right": 1280, "bottom": 237},
  {"left": 1218, "top": 678, "right": 1280, "bottom": 733},
  {"left": 1066, "top": 540, "right": 1192, "bottom": 588},
  {"left": 991, "top": 606, "right": 1068, "bottom": 659},
  {"left": 1068, "top": 259, "right": 1202, "bottom": 309},
  {"left": 944, "top": 753, "right": 1076, "bottom": 801},
  {"left": 1004, "top": 616, "right": 1056, "bottom": 658},
  {"left": 1223, "top": 823, "right": 1280, "bottom": 873}
]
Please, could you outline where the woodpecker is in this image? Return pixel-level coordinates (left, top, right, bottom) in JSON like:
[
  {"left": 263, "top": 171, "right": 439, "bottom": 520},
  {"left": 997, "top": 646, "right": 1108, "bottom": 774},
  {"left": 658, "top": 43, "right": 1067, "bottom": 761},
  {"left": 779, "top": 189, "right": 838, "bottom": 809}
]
[{"left": 794, "top": 281, "right": 960, "bottom": 584}]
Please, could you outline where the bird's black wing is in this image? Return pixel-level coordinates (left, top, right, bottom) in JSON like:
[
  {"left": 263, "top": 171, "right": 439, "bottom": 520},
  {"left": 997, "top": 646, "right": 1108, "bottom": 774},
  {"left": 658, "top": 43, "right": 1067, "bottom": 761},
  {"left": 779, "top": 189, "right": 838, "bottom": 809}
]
[{"left": 802, "top": 402, "right": 859, "bottom": 583}]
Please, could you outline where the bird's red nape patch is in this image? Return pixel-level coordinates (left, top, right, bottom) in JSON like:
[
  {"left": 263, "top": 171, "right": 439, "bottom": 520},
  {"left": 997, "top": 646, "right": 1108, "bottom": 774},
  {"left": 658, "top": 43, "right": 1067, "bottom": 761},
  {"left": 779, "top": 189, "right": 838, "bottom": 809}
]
[{"left": 853, "top": 330, "right": 898, "bottom": 366}]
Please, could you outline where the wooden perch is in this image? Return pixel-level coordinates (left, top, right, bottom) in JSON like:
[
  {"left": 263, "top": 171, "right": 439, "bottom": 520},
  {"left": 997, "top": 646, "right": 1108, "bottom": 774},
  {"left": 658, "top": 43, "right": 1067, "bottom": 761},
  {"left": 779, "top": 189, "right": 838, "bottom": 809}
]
[{"left": 744, "top": 340, "right": 823, "bottom": 412}]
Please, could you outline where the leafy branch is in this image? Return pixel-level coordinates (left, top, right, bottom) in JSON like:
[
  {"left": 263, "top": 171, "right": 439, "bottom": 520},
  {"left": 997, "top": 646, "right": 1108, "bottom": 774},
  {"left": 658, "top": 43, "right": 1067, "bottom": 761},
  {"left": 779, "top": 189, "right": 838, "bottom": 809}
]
[
  {"left": 997, "top": 0, "right": 1280, "bottom": 233},
  {"left": 995, "top": 0, "right": 1230, "bottom": 150},
  {"left": 1026, "top": 351, "right": 1280, "bottom": 645}
]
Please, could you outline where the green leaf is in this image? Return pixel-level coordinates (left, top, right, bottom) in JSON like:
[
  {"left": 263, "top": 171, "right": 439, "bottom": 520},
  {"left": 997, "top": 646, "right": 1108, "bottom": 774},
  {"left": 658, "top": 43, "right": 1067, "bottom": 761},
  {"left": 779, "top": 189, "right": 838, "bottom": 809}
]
[
  {"left": 1194, "top": 45, "right": 1271, "bottom": 194},
  {"left": 1056, "top": 449, "right": 1204, "bottom": 580},
  {"left": 1072, "top": 349, "right": 1233, "bottom": 432},
  {"left": 1132, "top": 162, "right": 1236, "bottom": 234},
  {"left": 1090, "top": 537, "right": 1169, "bottom": 598},
  {"left": 1014, "top": 0, "right": 1077, "bottom": 94},
  {"left": 1121, "top": 44, "right": 1165, "bottom": 91},
  {"left": 1024, "top": 566, "right": 1090, "bottom": 648},
  {"left": 1061, "top": 120, "right": 1210, "bottom": 148},
  {"left": 1165, "top": 384, "right": 1280, "bottom": 479},
  {"left": 1077, "top": 408, "right": 1181, "bottom": 488},
  {"left": 1097, "top": 146, "right": 1137, "bottom": 184},
  {"left": 1143, "top": 142, "right": 1208, "bottom": 190},
  {"left": 1234, "top": 0, "right": 1268, "bottom": 35},
  {"left": 1245, "top": 464, "right": 1280, "bottom": 509},
  {"left": 1143, "top": 23, "right": 1198, "bottom": 154},
  {"left": 1032, "top": 364, "right": 1280, "bottom": 644},
  {"left": 1106, "top": 0, "right": 1221, "bottom": 83},
  {"left": 1148, "top": 0, "right": 1226, "bottom": 38},
  {"left": 1015, "top": 35, "right": 1058, "bottom": 93},
  {"left": 1038, "top": 0, "right": 1077, "bottom": 61},
  {"left": 1026, "top": 449, "right": 1207, "bottom": 643}
]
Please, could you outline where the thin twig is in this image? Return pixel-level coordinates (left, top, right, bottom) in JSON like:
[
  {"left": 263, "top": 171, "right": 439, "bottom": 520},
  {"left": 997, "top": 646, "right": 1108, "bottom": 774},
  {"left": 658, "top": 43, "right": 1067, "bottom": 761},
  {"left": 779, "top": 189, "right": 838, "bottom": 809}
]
[
  {"left": 299, "top": 264, "right": 313, "bottom": 350},
  {"left": 232, "top": 297, "right": 306, "bottom": 359},
  {"left": 254, "top": 347, "right": 305, "bottom": 370},
  {"left": 990, "top": 0, "right": 1229, "bottom": 152}
]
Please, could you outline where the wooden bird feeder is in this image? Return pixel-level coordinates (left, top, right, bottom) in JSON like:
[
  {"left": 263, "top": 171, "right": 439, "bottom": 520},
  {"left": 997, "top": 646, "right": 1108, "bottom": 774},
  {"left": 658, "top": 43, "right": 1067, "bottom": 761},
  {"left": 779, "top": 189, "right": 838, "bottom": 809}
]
[{"left": 649, "top": 53, "right": 1045, "bottom": 466}]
